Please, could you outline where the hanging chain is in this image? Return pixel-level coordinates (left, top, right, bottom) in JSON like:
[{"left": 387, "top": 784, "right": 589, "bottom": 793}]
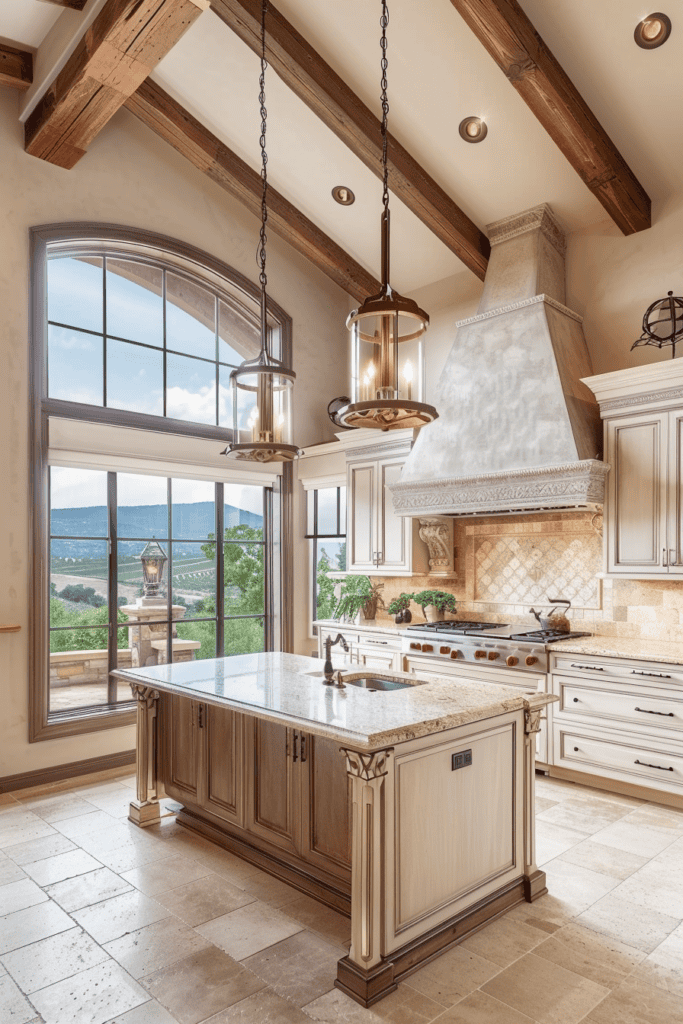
[
  {"left": 258, "top": 0, "right": 269, "bottom": 301},
  {"left": 380, "top": 0, "right": 389, "bottom": 211}
]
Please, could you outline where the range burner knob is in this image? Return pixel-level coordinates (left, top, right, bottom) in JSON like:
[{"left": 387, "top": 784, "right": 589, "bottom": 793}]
[
  {"left": 525, "top": 655, "right": 538, "bottom": 666},
  {"left": 475, "top": 650, "right": 487, "bottom": 659},
  {"left": 488, "top": 652, "right": 500, "bottom": 661},
  {"left": 422, "top": 644, "right": 433, "bottom": 653},
  {"left": 439, "top": 646, "right": 451, "bottom": 655},
  {"left": 506, "top": 656, "right": 519, "bottom": 667},
  {"left": 409, "top": 642, "right": 421, "bottom": 650},
  {"left": 450, "top": 650, "right": 461, "bottom": 659}
]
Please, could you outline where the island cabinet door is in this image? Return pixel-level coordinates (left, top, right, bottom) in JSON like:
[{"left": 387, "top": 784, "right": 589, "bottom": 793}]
[
  {"left": 164, "top": 695, "right": 201, "bottom": 805},
  {"left": 299, "top": 733, "right": 352, "bottom": 882},
  {"left": 246, "top": 718, "right": 300, "bottom": 856},
  {"left": 199, "top": 704, "right": 244, "bottom": 828}
]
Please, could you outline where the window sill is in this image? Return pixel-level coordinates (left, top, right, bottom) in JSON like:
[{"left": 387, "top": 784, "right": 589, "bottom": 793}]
[{"left": 31, "top": 703, "right": 136, "bottom": 743}]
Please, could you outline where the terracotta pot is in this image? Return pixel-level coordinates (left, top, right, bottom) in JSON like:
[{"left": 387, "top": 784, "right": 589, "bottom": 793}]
[{"left": 424, "top": 604, "right": 440, "bottom": 622}]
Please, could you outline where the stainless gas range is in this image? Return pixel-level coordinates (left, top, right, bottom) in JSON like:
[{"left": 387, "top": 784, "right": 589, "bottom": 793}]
[{"left": 402, "top": 621, "right": 591, "bottom": 675}]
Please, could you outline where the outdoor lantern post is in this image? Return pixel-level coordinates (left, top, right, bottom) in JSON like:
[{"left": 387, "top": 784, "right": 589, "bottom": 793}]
[{"left": 139, "top": 538, "right": 168, "bottom": 599}]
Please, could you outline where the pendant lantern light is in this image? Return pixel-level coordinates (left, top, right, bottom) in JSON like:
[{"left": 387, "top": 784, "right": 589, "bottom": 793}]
[
  {"left": 336, "top": 0, "right": 438, "bottom": 432},
  {"left": 224, "top": 0, "right": 299, "bottom": 463}
]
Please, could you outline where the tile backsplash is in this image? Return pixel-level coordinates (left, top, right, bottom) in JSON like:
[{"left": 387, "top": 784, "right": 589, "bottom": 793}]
[{"left": 373, "top": 511, "right": 683, "bottom": 641}]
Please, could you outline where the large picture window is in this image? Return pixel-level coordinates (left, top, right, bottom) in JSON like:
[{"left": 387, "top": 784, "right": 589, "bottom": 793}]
[
  {"left": 306, "top": 486, "right": 346, "bottom": 627},
  {"left": 31, "top": 226, "right": 293, "bottom": 741}
]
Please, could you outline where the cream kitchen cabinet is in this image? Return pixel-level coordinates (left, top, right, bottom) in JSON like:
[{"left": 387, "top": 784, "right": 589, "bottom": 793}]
[
  {"left": 315, "top": 625, "right": 403, "bottom": 673},
  {"left": 347, "top": 450, "right": 429, "bottom": 576},
  {"left": 585, "top": 363, "right": 683, "bottom": 578}
]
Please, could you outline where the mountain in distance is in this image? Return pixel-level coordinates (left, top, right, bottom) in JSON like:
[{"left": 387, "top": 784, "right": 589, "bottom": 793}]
[{"left": 51, "top": 502, "right": 263, "bottom": 559}]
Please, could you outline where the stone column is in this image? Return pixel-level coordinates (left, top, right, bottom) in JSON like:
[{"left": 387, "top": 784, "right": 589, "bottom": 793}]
[
  {"left": 129, "top": 683, "right": 162, "bottom": 827},
  {"left": 335, "top": 747, "right": 397, "bottom": 1006},
  {"left": 120, "top": 602, "right": 186, "bottom": 668},
  {"left": 523, "top": 706, "right": 547, "bottom": 902}
]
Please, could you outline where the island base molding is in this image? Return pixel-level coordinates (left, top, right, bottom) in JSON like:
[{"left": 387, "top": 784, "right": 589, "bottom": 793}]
[
  {"left": 335, "top": 872, "right": 545, "bottom": 1008},
  {"left": 176, "top": 807, "right": 352, "bottom": 917}
]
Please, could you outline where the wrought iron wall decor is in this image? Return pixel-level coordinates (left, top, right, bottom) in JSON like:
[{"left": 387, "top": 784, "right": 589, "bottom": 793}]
[{"left": 632, "top": 291, "right": 683, "bottom": 359}]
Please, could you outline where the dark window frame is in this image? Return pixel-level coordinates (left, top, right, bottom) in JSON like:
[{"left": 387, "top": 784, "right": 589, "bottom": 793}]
[
  {"left": 30, "top": 225, "right": 293, "bottom": 742},
  {"left": 305, "top": 486, "right": 346, "bottom": 634}
]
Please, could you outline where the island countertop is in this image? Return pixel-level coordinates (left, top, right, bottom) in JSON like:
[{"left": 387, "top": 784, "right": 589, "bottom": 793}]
[{"left": 114, "top": 652, "right": 555, "bottom": 749}]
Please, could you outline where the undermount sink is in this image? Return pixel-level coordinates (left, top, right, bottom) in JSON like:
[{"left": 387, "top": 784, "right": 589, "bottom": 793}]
[{"left": 307, "top": 671, "right": 425, "bottom": 692}]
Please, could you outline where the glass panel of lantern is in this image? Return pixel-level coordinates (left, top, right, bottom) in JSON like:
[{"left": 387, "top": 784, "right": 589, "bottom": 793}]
[
  {"left": 230, "top": 360, "right": 294, "bottom": 449},
  {"left": 350, "top": 309, "right": 426, "bottom": 406}
]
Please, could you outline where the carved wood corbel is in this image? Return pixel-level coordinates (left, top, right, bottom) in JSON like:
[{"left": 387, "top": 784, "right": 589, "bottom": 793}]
[
  {"left": 129, "top": 683, "right": 162, "bottom": 827},
  {"left": 417, "top": 517, "right": 456, "bottom": 577}
]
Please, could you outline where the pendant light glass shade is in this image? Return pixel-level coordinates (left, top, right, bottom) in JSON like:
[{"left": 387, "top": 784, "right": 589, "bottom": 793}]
[
  {"left": 335, "top": 3, "right": 438, "bottom": 432},
  {"left": 223, "top": 0, "right": 300, "bottom": 464}
]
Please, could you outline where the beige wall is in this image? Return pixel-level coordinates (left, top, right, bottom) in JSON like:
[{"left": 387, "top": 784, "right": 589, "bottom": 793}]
[{"left": 0, "top": 88, "right": 350, "bottom": 779}]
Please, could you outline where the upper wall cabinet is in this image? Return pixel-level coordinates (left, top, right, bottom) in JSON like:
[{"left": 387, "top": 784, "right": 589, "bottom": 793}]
[
  {"left": 585, "top": 363, "right": 683, "bottom": 579},
  {"left": 346, "top": 434, "right": 429, "bottom": 576}
]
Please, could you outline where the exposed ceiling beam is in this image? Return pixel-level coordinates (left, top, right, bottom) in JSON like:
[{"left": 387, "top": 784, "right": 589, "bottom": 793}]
[
  {"left": 0, "top": 44, "right": 33, "bottom": 92},
  {"left": 37, "top": 0, "right": 88, "bottom": 10},
  {"left": 449, "top": 0, "right": 651, "bottom": 234},
  {"left": 210, "top": 0, "right": 490, "bottom": 281},
  {"left": 25, "top": 0, "right": 209, "bottom": 169},
  {"left": 125, "top": 80, "right": 380, "bottom": 301}
]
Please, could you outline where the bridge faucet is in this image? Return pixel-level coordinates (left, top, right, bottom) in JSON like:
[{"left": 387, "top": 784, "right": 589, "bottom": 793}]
[{"left": 323, "top": 633, "right": 349, "bottom": 683}]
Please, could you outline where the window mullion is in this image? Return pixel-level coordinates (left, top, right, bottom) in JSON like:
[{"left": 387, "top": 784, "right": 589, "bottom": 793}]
[
  {"left": 216, "top": 482, "right": 224, "bottom": 657},
  {"left": 167, "top": 477, "right": 172, "bottom": 664},
  {"left": 107, "top": 472, "right": 118, "bottom": 704}
]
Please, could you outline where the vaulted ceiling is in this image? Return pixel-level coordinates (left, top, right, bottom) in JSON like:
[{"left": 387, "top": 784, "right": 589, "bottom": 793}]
[{"left": 2, "top": 0, "right": 678, "bottom": 296}]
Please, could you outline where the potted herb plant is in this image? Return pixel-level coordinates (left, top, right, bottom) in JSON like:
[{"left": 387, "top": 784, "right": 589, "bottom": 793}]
[
  {"left": 387, "top": 593, "right": 413, "bottom": 624},
  {"left": 413, "top": 590, "right": 457, "bottom": 622},
  {"left": 334, "top": 576, "right": 385, "bottom": 624}
]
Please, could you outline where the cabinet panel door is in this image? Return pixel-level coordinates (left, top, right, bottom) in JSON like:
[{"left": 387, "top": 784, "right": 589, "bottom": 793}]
[
  {"left": 202, "top": 705, "right": 243, "bottom": 827},
  {"left": 357, "top": 648, "right": 397, "bottom": 672},
  {"left": 348, "top": 462, "right": 376, "bottom": 571},
  {"left": 164, "top": 696, "right": 200, "bottom": 804},
  {"left": 299, "top": 733, "right": 351, "bottom": 881},
  {"left": 668, "top": 411, "right": 683, "bottom": 573},
  {"left": 378, "top": 460, "right": 409, "bottom": 571},
  {"left": 246, "top": 718, "right": 299, "bottom": 855},
  {"left": 606, "top": 415, "right": 667, "bottom": 573}
]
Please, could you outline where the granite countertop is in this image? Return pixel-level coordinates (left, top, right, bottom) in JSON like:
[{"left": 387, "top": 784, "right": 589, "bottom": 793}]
[
  {"left": 313, "top": 618, "right": 414, "bottom": 636},
  {"left": 113, "top": 652, "right": 554, "bottom": 749},
  {"left": 551, "top": 635, "right": 683, "bottom": 666}
]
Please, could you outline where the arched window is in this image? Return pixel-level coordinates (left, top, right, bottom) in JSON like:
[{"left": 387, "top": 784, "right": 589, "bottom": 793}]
[{"left": 30, "top": 225, "right": 292, "bottom": 742}]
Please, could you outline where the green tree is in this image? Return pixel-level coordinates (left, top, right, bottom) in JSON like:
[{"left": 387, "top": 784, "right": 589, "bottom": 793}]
[
  {"left": 316, "top": 548, "right": 336, "bottom": 619},
  {"left": 201, "top": 523, "right": 264, "bottom": 616},
  {"left": 49, "top": 601, "right": 128, "bottom": 652}
]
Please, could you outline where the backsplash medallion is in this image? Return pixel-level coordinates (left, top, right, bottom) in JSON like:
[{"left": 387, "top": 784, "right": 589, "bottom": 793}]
[{"left": 374, "top": 511, "right": 683, "bottom": 642}]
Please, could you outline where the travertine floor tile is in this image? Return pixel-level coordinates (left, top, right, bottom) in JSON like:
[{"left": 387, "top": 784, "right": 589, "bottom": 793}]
[
  {"left": 576, "top": 892, "right": 681, "bottom": 953},
  {"left": 303, "top": 988, "right": 384, "bottom": 1023},
  {"left": 534, "top": 796, "right": 559, "bottom": 814},
  {"left": 0, "top": 900, "right": 73, "bottom": 955},
  {"left": 482, "top": 951, "right": 609, "bottom": 1024},
  {"left": 103, "top": 915, "right": 212, "bottom": 978},
  {"left": 52, "top": 809, "right": 120, "bottom": 839},
  {"left": 536, "top": 820, "right": 587, "bottom": 864},
  {"left": 3, "top": 833, "right": 77, "bottom": 866},
  {"left": 95, "top": 840, "right": 164, "bottom": 875},
  {"left": 407, "top": 945, "right": 501, "bottom": 1006},
  {"left": 142, "top": 946, "right": 265, "bottom": 1024},
  {"left": 120, "top": 853, "right": 212, "bottom": 896},
  {"left": 459, "top": 913, "right": 548, "bottom": 966},
  {"left": 611, "top": 862, "right": 683, "bottom": 918},
  {"left": 0, "top": 854, "right": 25, "bottom": 886},
  {"left": 46, "top": 865, "right": 133, "bottom": 912},
  {"left": 537, "top": 797, "right": 631, "bottom": 835},
  {"left": 243, "top": 930, "right": 343, "bottom": 1007},
  {"left": 0, "top": 819, "right": 57, "bottom": 851},
  {"left": 621, "top": 803, "right": 683, "bottom": 834},
  {"left": 152, "top": 873, "right": 255, "bottom": 926},
  {"left": 589, "top": 821, "right": 677, "bottom": 859},
  {"left": 18, "top": 794, "right": 100, "bottom": 823},
  {"left": 280, "top": 895, "right": 351, "bottom": 947},
  {"left": 82, "top": 790, "right": 137, "bottom": 818},
  {"left": 197, "top": 901, "right": 305, "bottom": 961},
  {"left": 557, "top": 839, "right": 648, "bottom": 880},
  {"left": 73, "top": 889, "right": 171, "bottom": 944},
  {"left": 238, "top": 869, "right": 302, "bottom": 908},
  {"left": 173, "top": 837, "right": 263, "bottom": 886},
  {"left": 532, "top": 922, "right": 644, "bottom": 987},
  {"left": 0, "top": 877, "right": 47, "bottom": 916},
  {"left": 584, "top": 974, "right": 683, "bottom": 1024},
  {"left": 542, "top": 858, "right": 619, "bottom": 915},
  {"left": 23, "top": 847, "right": 103, "bottom": 886},
  {"left": 205, "top": 987, "right": 313, "bottom": 1022},
  {"left": 505, "top": 892, "right": 573, "bottom": 933},
  {"left": 425, "top": 989, "right": 535, "bottom": 1023},
  {"left": 370, "top": 982, "right": 445, "bottom": 1023},
  {"left": 0, "top": 925, "right": 109, "bottom": 993},
  {"left": 0, "top": 795, "right": 18, "bottom": 808},
  {"left": 0, "top": 972, "right": 36, "bottom": 1024},
  {"left": 628, "top": 948, "right": 683, "bottom": 997},
  {"left": 30, "top": 959, "right": 148, "bottom": 1024},
  {"left": 103, "top": 1000, "right": 178, "bottom": 1024}
]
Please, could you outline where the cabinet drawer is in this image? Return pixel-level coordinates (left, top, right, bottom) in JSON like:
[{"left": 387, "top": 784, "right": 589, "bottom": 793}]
[
  {"left": 554, "top": 675, "right": 683, "bottom": 733},
  {"left": 552, "top": 653, "right": 683, "bottom": 686},
  {"left": 554, "top": 723, "right": 683, "bottom": 793}
]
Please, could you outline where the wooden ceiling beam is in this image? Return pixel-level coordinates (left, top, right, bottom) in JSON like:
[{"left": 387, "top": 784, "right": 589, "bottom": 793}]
[
  {"left": 25, "top": 0, "right": 209, "bottom": 169},
  {"left": 125, "top": 80, "right": 380, "bottom": 301},
  {"left": 0, "top": 44, "right": 33, "bottom": 92},
  {"left": 210, "top": 0, "right": 490, "bottom": 281},
  {"left": 449, "top": 0, "right": 651, "bottom": 234}
]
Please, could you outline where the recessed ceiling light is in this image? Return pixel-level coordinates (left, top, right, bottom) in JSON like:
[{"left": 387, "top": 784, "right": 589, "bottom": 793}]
[
  {"left": 459, "top": 117, "right": 487, "bottom": 143},
  {"left": 332, "top": 186, "right": 355, "bottom": 205},
  {"left": 634, "top": 12, "right": 671, "bottom": 48}
]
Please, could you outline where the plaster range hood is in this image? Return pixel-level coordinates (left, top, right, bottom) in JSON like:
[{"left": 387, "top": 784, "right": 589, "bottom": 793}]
[{"left": 391, "top": 204, "right": 608, "bottom": 518}]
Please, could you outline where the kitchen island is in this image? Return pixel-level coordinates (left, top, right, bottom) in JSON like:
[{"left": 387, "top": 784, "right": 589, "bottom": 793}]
[{"left": 114, "top": 652, "right": 555, "bottom": 1007}]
